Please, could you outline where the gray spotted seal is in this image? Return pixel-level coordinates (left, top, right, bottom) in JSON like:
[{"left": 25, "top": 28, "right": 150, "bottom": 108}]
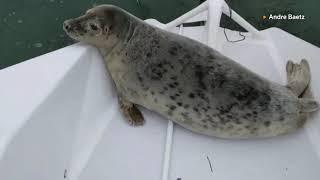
[{"left": 63, "top": 5, "right": 319, "bottom": 139}]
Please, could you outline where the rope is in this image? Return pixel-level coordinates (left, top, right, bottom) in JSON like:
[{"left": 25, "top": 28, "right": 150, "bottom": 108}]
[{"left": 223, "top": 4, "right": 246, "bottom": 43}]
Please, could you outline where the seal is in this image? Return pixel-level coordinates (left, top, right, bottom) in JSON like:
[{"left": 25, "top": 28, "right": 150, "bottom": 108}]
[{"left": 63, "top": 5, "right": 319, "bottom": 139}]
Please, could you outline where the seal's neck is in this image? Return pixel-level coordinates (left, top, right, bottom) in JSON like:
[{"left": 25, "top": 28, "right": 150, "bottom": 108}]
[{"left": 99, "top": 15, "right": 140, "bottom": 57}]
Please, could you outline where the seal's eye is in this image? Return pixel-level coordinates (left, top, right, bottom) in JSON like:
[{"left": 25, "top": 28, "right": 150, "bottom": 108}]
[{"left": 90, "top": 24, "right": 98, "bottom": 31}]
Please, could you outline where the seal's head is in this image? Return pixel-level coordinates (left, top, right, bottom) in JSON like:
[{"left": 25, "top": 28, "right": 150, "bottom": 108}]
[{"left": 63, "top": 5, "right": 130, "bottom": 48}]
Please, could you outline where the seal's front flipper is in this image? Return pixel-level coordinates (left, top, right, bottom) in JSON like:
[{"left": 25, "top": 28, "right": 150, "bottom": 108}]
[
  {"left": 286, "top": 59, "right": 311, "bottom": 96},
  {"left": 118, "top": 97, "right": 145, "bottom": 126}
]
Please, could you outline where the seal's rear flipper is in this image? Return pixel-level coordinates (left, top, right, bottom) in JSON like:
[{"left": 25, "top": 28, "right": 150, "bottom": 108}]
[
  {"left": 299, "top": 98, "right": 319, "bottom": 113},
  {"left": 286, "top": 59, "right": 311, "bottom": 97}
]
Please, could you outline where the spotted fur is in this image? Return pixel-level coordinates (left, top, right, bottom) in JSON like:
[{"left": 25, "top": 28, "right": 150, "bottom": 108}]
[{"left": 64, "top": 5, "right": 318, "bottom": 139}]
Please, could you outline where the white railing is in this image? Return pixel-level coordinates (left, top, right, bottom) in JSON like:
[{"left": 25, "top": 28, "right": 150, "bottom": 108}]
[{"left": 165, "top": 0, "right": 264, "bottom": 49}]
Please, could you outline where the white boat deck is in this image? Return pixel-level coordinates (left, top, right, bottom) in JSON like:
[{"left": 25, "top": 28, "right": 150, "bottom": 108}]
[{"left": 0, "top": 0, "right": 319, "bottom": 180}]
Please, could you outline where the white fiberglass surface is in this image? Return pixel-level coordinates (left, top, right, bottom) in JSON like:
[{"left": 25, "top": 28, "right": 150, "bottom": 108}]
[
  {"left": 170, "top": 126, "right": 319, "bottom": 180},
  {"left": 77, "top": 109, "right": 168, "bottom": 180},
  {"left": 0, "top": 45, "right": 93, "bottom": 180}
]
